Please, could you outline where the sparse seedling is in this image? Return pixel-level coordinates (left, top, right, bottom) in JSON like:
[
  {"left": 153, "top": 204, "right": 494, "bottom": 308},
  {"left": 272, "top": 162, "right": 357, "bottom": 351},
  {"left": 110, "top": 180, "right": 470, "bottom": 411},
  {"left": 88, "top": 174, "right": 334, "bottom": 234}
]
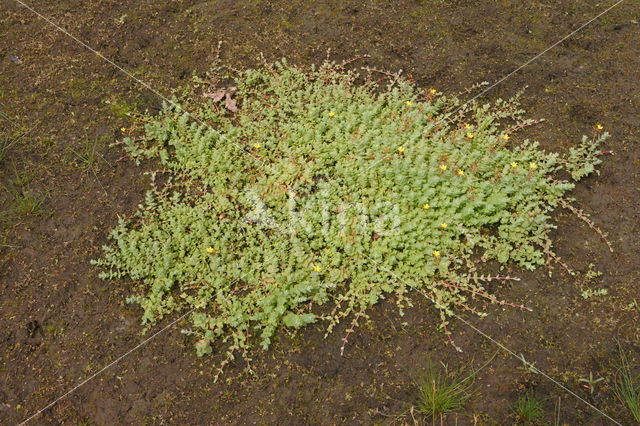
[
  {"left": 518, "top": 354, "right": 540, "bottom": 375},
  {"left": 580, "top": 288, "right": 608, "bottom": 300},
  {"left": 115, "top": 13, "right": 128, "bottom": 25},
  {"left": 624, "top": 299, "right": 640, "bottom": 314},
  {"left": 579, "top": 371, "right": 604, "bottom": 395},
  {"left": 511, "top": 392, "right": 545, "bottom": 424}
]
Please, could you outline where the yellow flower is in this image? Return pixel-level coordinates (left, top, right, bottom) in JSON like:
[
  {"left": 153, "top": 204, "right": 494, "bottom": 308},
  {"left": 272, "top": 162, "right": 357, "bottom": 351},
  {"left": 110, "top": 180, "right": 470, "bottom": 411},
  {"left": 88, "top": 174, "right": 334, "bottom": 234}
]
[
  {"left": 441, "top": 222, "right": 448, "bottom": 229},
  {"left": 397, "top": 146, "right": 405, "bottom": 153},
  {"left": 510, "top": 161, "right": 518, "bottom": 168},
  {"left": 596, "top": 123, "right": 603, "bottom": 130},
  {"left": 503, "top": 134, "right": 510, "bottom": 141},
  {"left": 433, "top": 250, "right": 441, "bottom": 257},
  {"left": 439, "top": 164, "right": 447, "bottom": 171},
  {"left": 457, "top": 169, "right": 464, "bottom": 176},
  {"left": 120, "top": 127, "right": 126, "bottom": 132},
  {"left": 422, "top": 203, "right": 430, "bottom": 210},
  {"left": 328, "top": 111, "right": 335, "bottom": 117},
  {"left": 429, "top": 88, "right": 437, "bottom": 94},
  {"left": 206, "top": 247, "right": 215, "bottom": 254},
  {"left": 466, "top": 132, "right": 474, "bottom": 139},
  {"left": 406, "top": 101, "right": 413, "bottom": 106},
  {"left": 529, "top": 162, "right": 538, "bottom": 169},
  {"left": 464, "top": 123, "right": 471, "bottom": 129},
  {"left": 253, "top": 143, "right": 261, "bottom": 149},
  {"left": 312, "top": 264, "right": 321, "bottom": 272}
]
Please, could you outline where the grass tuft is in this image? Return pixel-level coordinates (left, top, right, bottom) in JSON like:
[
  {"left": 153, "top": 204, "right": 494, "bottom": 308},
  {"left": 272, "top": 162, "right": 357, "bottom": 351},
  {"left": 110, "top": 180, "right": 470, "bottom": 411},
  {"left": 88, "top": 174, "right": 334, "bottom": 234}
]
[
  {"left": 413, "top": 361, "right": 477, "bottom": 421},
  {"left": 511, "top": 392, "right": 545, "bottom": 424},
  {"left": 614, "top": 344, "right": 640, "bottom": 422},
  {"left": 0, "top": 140, "right": 6, "bottom": 163},
  {"left": 13, "top": 191, "right": 44, "bottom": 216},
  {"left": 69, "top": 137, "right": 110, "bottom": 171}
]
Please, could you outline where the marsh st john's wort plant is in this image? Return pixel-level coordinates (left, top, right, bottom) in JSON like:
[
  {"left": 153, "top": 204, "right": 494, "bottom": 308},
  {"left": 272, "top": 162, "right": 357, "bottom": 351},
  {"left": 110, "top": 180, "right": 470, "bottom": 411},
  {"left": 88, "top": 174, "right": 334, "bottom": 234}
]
[{"left": 93, "top": 59, "right": 612, "bottom": 377}]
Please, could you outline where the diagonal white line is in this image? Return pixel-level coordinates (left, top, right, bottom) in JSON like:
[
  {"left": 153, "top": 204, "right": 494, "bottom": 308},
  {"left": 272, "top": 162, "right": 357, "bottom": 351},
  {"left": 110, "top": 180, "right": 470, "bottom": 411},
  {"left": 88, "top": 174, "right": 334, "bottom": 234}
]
[
  {"left": 451, "top": 0, "right": 626, "bottom": 115},
  {"left": 455, "top": 316, "right": 622, "bottom": 425},
  {"left": 363, "top": 253, "right": 623, "bottom": 425},
  {"left": 11, "top": 0, "right": 627, "bottom": 423},
  {"left": 12, "top": 0, "right": 274, "bottom": 173},
  {"left": 18, "top": 309, "right": 195, "bottom": 425}
]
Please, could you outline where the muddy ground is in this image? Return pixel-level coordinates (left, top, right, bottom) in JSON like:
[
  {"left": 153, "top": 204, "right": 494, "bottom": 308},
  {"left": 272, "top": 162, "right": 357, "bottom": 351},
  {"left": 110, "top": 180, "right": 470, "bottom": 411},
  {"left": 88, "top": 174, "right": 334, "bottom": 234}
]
[{"left": 1, "top": 0, "right": 639, "bottom": 424}]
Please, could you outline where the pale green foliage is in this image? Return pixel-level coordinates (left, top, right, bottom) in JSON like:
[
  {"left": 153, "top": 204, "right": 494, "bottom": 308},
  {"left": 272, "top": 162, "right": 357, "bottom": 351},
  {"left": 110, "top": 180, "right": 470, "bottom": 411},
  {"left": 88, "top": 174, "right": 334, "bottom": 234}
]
[
  {"left": 565, "top": 132, "right": 607, "bottom": 181},
  {"left": 580, "top": 288, "right": 608, "bottom": 299},
  {"left": 577, "top": 263, "right": 606, "bottom": 300},
  {"left": 93, "top": 60, "right": 608, "bottom": 366}
]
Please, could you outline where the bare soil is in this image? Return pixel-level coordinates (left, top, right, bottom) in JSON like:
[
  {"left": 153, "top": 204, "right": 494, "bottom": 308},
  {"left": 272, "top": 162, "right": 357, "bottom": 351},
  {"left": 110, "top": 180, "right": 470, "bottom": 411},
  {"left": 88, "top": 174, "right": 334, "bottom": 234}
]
[{"left": 1, "top": 0, "right": 639, "bottom": 424}]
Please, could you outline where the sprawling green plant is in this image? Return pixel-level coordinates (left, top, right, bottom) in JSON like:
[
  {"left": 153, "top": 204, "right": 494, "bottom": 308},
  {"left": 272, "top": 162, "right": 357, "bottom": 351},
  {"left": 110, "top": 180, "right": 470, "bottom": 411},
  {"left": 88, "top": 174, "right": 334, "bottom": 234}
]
[{"left": 93, "top": 59, "right": 609, "bottom": 374}]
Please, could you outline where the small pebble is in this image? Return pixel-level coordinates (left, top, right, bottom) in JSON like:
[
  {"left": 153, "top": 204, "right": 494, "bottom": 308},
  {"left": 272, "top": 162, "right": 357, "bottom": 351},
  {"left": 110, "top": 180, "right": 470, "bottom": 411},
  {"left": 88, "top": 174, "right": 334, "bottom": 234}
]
[{"left": 9, "top": 55, "right": 22, "bottom": 64}]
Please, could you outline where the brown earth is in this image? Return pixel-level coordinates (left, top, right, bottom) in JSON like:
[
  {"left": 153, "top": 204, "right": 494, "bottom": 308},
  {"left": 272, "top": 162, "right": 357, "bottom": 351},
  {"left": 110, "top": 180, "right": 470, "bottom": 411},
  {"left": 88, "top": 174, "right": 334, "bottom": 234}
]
[{"left": 1, "top": 0, "right": 639, "bottom": 424}]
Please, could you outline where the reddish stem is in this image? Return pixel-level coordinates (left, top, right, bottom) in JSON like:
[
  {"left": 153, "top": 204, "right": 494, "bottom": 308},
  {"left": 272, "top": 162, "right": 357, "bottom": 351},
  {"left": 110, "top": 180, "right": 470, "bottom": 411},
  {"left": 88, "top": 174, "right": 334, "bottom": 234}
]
[{"left": 440, "top": 281, "right": 531, "bottom": 311}]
